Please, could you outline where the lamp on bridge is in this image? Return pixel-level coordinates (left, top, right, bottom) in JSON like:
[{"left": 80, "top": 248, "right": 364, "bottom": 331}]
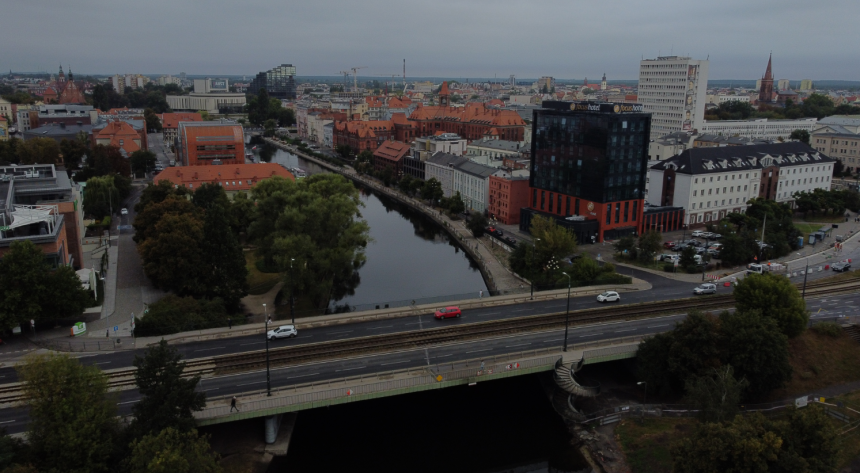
[
  {"left": 561, "top": 272, "right": 571, "bottom": 352},
  {"left": 530, "top": 238, "right": 540, "bottom": 299},
  {"left": 637, "top": 381, "right": 647, "bottom": 420},
  {"left": 264, "top": 303, "right": 271, "bottom": 397},
  {"left": 290, "top": 258, "right": 296, "bottom": 325}
]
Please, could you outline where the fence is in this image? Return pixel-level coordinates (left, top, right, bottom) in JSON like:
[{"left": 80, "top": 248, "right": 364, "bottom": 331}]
[{"left": 197, "top": 350, "right": 562, "bottom": 421}]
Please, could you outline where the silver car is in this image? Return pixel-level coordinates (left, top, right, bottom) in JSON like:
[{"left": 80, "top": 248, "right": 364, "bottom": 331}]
[
  {"left": 693, "top": 283, "right": 717, "bottom": 295},
  {"left": 267, "top": 325, "right": 298, "bottom": 340}
]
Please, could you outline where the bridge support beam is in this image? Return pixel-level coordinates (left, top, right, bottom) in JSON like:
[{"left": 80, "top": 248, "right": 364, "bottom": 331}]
[{"left": 264, "top": 414, "right": 283, "bottom": 444}]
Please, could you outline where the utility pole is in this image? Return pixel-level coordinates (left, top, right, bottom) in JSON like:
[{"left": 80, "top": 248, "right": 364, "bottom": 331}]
[
  {"left": 263, "top": 303, "right": 271, "bottom": 396},
  {"left": 562, "top": 272, "right": 571, "bottom": 352},
  {"left": 530, "top": 238, "right": 540, "bottom": 299},
  {"left": 802, "top": 257, "right": 809, "bottom": 299}
]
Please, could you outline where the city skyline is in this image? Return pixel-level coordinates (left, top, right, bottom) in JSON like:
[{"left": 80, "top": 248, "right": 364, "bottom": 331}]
[{"left": 3, "top": 0, "right": 858, "bottom": 80}]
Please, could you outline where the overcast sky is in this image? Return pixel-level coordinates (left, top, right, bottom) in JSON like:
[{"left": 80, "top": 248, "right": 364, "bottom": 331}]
[{"left": 4, "top": 0, "right": 858, "bottom": 80}]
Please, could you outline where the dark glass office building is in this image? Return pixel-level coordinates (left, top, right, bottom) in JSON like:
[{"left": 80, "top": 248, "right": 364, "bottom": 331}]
[
  {"left": 249, "top": 64, "right": 297, "bottom": 99},
  {"left": 523, "top": 101, "right": 651, "bottom": 242}
]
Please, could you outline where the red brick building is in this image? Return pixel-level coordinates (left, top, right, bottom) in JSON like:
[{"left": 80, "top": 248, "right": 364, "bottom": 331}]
[
  {"left": 408, "top": 82, "right": 526, "bottom": 141},
  {"left": 160, "top": 112, "right": 203, "bottom": 144},
  {"left": 41, "top": 66, "right": 86, "bottom": 104},
  {"left": 372, "top": 141, "right": 411, "bottom": 176},
  {"left": 95, "top": 121, "right": 143, "bottom": 155},
  {"left": 177, "top": 122, "right": 245, "bottom": 166},
  {"left": 153, "top": 163, "right": 294, "bottom": 195},
  {"left": 488, "top": 171, "right": 530, "bottom": 225}
]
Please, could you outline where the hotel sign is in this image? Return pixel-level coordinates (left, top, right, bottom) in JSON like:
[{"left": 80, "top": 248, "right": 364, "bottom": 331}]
[{"left": 542, "top": 101, "right": 646, "bottom": 114}]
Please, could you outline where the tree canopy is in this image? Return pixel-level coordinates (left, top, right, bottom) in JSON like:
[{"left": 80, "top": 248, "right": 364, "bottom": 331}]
[
  {"left": 734, "top": 272, "right": 808, "bottom": 338},
  {"left": 126, "top": 428, "right": 221, "bottom": 473}
]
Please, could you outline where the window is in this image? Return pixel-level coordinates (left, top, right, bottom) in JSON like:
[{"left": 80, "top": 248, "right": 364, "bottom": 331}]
[
  {"left": 693, "top": 190, "right": 697, "bottom": 196},
  {"left": 615, "top": 203, "right": 620, "bottom": 224},
  {"left": 624, "top": 201, "right": 629, "bottom": 223},
  {"left": 606, "top": 204, "right": 611, "bottom": 224}
]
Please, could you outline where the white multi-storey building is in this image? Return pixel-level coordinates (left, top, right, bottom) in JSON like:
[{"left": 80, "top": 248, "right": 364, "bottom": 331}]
[
  {"left": 638, "top": 56, "right": 709, "bottom": 140},
  {"left": 648, "top": 142, "right": 835, "bottom": 225},
  {"left": 700, "top": 117, "right": 818, "bottom": 141},
  {"left": 452, "top": 160, "right": 495, "bottom": 212}
]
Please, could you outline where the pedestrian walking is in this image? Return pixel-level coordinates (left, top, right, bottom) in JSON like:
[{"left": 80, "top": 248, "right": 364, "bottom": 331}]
[
  {"left": 228, "top": 317, "right": 232, "bottom": 329},
  {"left": 106, "top": 329, "right": 109, "bottom": 338},
  {"left": 479, "top": 290, "right": 483, "bottom": 299},
  {"left": 230, "top": 396, "right": 239, "bottom": 412},
  {"left": 480, "top": 360, "right": 485, "bottom": 371}
]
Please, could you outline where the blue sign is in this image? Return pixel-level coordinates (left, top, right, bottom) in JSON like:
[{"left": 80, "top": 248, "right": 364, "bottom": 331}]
[{"left": 113, "top": 325, "right": 119, "bottom": 332}]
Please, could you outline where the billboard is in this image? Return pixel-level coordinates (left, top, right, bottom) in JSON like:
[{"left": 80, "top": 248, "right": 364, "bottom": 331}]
[{"left": 210, "top": 79, "right": 228, "bottom": 91}]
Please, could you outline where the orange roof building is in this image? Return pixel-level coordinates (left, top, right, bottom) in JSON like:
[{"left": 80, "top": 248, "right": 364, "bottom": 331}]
[
  {"left": 160, "top": 112, "right": 203, "bottom": 144},
  {"left": 42, "top": 66, "right": 86, "bottom": 105},
  {"left": 176, "top": 121, "right": 245, "bottom": 166},
  {"left": 153, "top": 163, "right": 294, "bottom": 196},
  {"left": 372, "top": 141, "right": 411, "bottom": 176},
  {"left": 95, "top": 120, "right": 142, "bottom": 155},
  {"left": 408, "top": 82, "right": 526, "bottom": 141}
]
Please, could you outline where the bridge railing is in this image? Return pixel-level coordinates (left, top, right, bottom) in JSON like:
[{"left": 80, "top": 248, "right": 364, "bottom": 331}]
[{"left": 196, "top": 350, "right": 562, "bottom": 421}]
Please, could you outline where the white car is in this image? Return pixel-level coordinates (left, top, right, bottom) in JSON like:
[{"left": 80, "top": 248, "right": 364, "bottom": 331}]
[
  {"left": 597, "top": 291, "right": 621, "bottom": 303},
  {"left": 267, "top": 325, "right": 297, "bottom": 340},
  {"left": 693, "top": 283, "right": 717, "bottom": 295},
  {"left": 692, "top": 230, "right": 705, "bottom": 237},
  {"left": 120, "top": 208, "right": 128, "bottom": 215}
]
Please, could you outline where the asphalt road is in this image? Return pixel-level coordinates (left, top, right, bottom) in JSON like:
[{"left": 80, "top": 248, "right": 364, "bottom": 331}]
[{"left": 0, "top": 290, "right": 856, "bottom": 434}]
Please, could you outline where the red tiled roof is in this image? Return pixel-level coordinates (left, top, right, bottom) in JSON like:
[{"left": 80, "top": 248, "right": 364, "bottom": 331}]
[
  {"left": 96, "top": 121, "right": 141, "bottom": 154},
  {"left": 372, "top": 141, "right": 410, "bottom": 163},
  {"left": 153, "top": 163, "right": 294, "bottom": 191},
  {"left": 161, "top": 112, "right": 203, "bottom": 130}
]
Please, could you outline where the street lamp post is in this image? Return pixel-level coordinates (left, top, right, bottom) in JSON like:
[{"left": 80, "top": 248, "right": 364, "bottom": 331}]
[
  {"left": 263, "top": 303, "right": 271, "bottom": 397},
  {"left": 562, "top": 272, "right": 571, "bottom": 352},
  {"left": 530, "top": 238, "right": 540, "bottom": 300},
  {"left": 802, "top": 255, "right": 809, "bottom": 299},
  {"left": 290, "top": 258, "right": 296, "bottom": 325},
  {"left": 637, "top": 381, "right": 647, "bottom": 420}
]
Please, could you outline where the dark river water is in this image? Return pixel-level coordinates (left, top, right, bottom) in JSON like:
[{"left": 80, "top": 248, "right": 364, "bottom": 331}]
[{"left": 264, "top": 148, "right": 487, "bottom": 310}]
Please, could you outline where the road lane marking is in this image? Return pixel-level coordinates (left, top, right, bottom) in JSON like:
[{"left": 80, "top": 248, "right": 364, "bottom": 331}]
[
  {"left": 615, "top": 329, "right": 636, "bottom": 333},
  {"left": 505, "top": 343, "right": 531, "bottom": 348},
  {"left": 466, "top": 348, "right": 492, "bottom": 353},
  {"left": 367, "top": 325, "right": 394, "bottom": 330},
  {"left": 579, "top": 333, "right": 603, "bottom": 337},
  {"left": 477, "top": 312, "right": 500, "bottom": 317},
  {"left": 94, "top": 361, "right": 111, "bottom": 365},
  {"left": 328, "top": 331, "right": 353, "bottom": 335},
  {"left": 117, "top": 400, "right": 140, "bottom": 405},
  {"left": 240, "top": 342, "right": 265, "bottom": 346},
  {"left": 287, "top": 373, "right": 320, "bottom": 379},
  {"left": 335, "top": 367, "right": 363, "bottom": 372},
  {"left": 434, "top": 354, "right": 453, "bottom": 358},
  {"left": 202, "top": 388, "right": 220, "bottom": 392},
  {"left": 543, "top": 339, "right": 562, "bottom": 342},
  {"left": 194, "top": 347, "right": 226, "bottom": 352},
  {"left": 512, "top": 309, "right": 530, "bottom": 312},
  {"left": 237, "top": 381, "right": 267, "bottom": 387},
  {"left": 381, "top": 360, "right": 410, "bottom": 366},
  {"left": 647, "top": 324, "right": 670, "bottom": 328},
  {"left": 0, "top": 420, "right": 15, "bottom": 424}
]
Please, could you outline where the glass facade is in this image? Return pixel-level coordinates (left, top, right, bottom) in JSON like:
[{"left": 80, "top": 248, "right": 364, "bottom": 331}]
[
  {"left": 249, "top": 64, "right": 297, "bottom": 99},
  {"left": 530, "top": 107, "right": 651, "bottom": 206}
]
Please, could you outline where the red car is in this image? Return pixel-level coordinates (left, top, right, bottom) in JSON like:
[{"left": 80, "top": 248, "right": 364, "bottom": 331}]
[
  {"left": 663, "top": 241, "right": 675, "bottom": 249},
  {"left": 435, "top": 306, "right": 462, "bottom": 319}
]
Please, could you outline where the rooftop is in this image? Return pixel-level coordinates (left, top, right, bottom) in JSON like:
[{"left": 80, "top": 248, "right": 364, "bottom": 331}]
[{"left": 651, "top": 142, "right": 834, "bottom": 175}]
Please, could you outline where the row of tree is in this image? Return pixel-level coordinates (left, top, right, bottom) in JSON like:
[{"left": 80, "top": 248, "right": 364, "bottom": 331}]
[
  {"left": 0, "top": 341, "right": 220, "bottom": 472},
  {"left": 91, "top": 82, "right": 177, "bottom": 113},
  {"left": 716, "top": 198, "right": 802, "bottom": 265},
  {"left": 705, "top": 94, "right": 860, "bottom": 121},
  {"left": 794, "top": 188, "right": 860, "bottom": 217},
  {"left": 246, "top": 88, "right": 295, "bottom": 128}
]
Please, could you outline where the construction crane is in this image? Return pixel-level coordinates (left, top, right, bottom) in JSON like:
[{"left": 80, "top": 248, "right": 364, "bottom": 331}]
[
  {"left": 350, "top": 66, "right": 367, "bottom": 91},
  {"left": 337, "top": 71, "right": 350, "bottom": 89}
]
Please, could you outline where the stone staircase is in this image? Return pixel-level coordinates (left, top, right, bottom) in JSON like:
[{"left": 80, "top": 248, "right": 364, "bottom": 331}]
[
  {"left": 553, "top": 359, "right": 601, "bottom": 398},
  {"left": 843, "top": 324, "right": 860, "bottom": 343}
]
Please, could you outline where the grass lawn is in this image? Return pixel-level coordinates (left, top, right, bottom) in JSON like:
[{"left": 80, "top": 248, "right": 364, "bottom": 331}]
[
  {"left": 245, "top": 250, "right": 282, "bottom": 295},
  {"left": 615, "top": 417, "right": 695, "bottom": 473},
  {"left": 794, "top": 222, "right": 823, "bottom": 238},
  {"left": 794, "top": 214, "right": 847, "bottom": 224},
  {"left": 831, "top": 391, "right": 860, "bottom": 469},
  {"left": 769, "top": 329, "right": 860, "bottom": 400}
]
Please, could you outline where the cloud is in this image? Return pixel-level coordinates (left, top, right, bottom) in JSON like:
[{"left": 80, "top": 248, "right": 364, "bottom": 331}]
[{"left": 2, "top": 0, "right": 857, "bottom": 80}]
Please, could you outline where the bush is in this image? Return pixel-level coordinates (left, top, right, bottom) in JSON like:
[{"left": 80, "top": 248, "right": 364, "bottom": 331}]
[
  {"left": 663, "top": 263, "right": 675, "bottom": 272},
  {"left": 255, "top": 258, "right": 280, "bottom": 274},
  {"left": 135, "top": 295, "right": 232, "bottom": 336},
  {"left": 593, "top": 273, "right": 632, "bottom": 285},
  {"left": 811, "top": 322, "right": 843, "bottom": 338}
]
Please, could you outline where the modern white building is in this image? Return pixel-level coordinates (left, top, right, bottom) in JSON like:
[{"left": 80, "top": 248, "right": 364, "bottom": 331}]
[
  {"left": 648, "top": 142, "right": 835, "bottom": 225},
  {"left": 166, "top": 79, "right": 245, "bottom": 114},
  {"left": 811, "top": 116, "right": 860, "bottom": 173},
  {"left": 451, "top": 160, "right": 495, "bottom": 212},
  {"left": 638, "top": 56, "right": 709, "bottom": 140},
  {"left": 412, "top": 134, "right": 468, "bottom": 161},
  {"left": 425, "top": 152, "right": 467, "bottom": 199},
  {"left": 699, "top": 117, "right": 818, "bottom": 141},
  {"left": 709, "top": 94, "right": 751, "bottom": 104}
]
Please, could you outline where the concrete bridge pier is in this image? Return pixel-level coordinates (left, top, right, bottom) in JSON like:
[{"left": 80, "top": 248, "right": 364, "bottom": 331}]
[{"left": 264, "top": 414, "right": 283, "bottom": 444}]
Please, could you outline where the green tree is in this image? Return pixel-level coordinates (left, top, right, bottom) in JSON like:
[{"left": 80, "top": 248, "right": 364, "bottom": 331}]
[
  {"left": 135, "top": 179, "right": 189, "bottom": 214},
  {"left": 134, "top": 295, "right": 229, "bottom": 336},
  {"left": 143, "top": 108, "right": 162, "bottom": 132},
  {"left": 200, "top": 204, "right": 248, "bottom": 311},
  {"left": 448, "top": 192, "right": 466, "bottom": 214},
  {"left": 58, "top": 135, "right": 89, "bottom": 170},
  {"left": 613, "top": 235, "right": 637, "bottom": 259},
  {"left": 467, "top": 211, "right": 488, "bottom": 237},
  {"left": 637, "top": 230, "right": 662, "bottom": 263},
  {"left": 672, "top": 413, "right": 785, "bottom": 473},
  {"left": 684, "top": 365, "right": 748, "bottom": 423},
  {"left": 680, "top": 245, "right": 698, "bottom": 272},
  {"left": 129, "top": 340, "right": 206, "bottom": 438},
  {"left": 130, "top": 149, "right": 157, "bottom": 177},
  {"left": 138, "top": 213, "right": 205, "bottom": 295},
  {"left": 133, "top": 196, "right": 199, "bottom": 244},
  {"left": 354, "top": 149, "right": 374, "bottom": 174},
  {"left": 420, "top": 178, "right": 444, "bottom": 203},
  {"left": 249, "top": 175, "right": 371, "bottom": 309},
  {"left": 19, "top": 137, "right": 60, "bottom": 165},
  {"left": 720, "top": 310, "right": 792, "bottom": 399},
  {"left": 734, "top": 272, "right": 808, "bottom": 338},
  {"left": 263, "top": 118, "right": 277, "bottom": 137},
  {"left": 0, "top": 241, "right": 91, "bottom": 330},
  {"left": 398, "top": 174, "right": 414, "bottom": 194},
  {"left": 191, "top": 182, "right": 231, "bottom": 211},
  {"left": 0, "top": 137, "right": 23, "bottom": 164},
  {"left": 83, "top": 174, "right": 121, "bottom": 219},
  {"left": 790, "top": 129, "right": 810, "bottom": 144},
  {"left": 126, "top": 428, "right": 221, "bottom": 473},
  {"left": 17, "top": 354, "right": 118, "bottom": 473}
]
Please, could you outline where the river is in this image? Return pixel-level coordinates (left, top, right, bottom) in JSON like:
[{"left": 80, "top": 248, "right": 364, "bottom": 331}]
[{"left": 261, "top": 147, "right": 488, "bottom": 310}]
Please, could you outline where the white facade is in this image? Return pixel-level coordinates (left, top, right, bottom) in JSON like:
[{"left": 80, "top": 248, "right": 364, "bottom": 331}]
[
  {"left": 777, "top": 79, "right": 790, "bottom": 91},
  {"left": 452, "top": 166, "right": 492, "bottom": 212},
  {"left": 775, "top": 163, "right": 833, "bottom": 203},
  {"left": 0, "top": 98, "right": 12, "bottom": 123},
  {"left": 166, "top": 93, "right": 246, "bottom": 114},
  {"left": 323, "top": 123, "right": 334, "bottom": 149},
  {"left": 157, "top": 75, "right": 181, "bottom": 86},
  {"left": 699, "top": 118, "right": 817, "bottom": 141},
  {"left": 715, "top": 94, "right": 750, "bottom": 104},
  {"left": 306, "top": 113, "right": 332, "bottom": 146},
  {"left": 638, "top": 56, "right": 709, "bottom": 140},
  {"left": 425, "top": 161, "right": 457, "bottom": 198}
]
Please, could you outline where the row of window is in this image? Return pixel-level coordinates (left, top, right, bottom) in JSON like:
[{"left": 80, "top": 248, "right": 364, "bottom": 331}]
[
  {"left": 179, "top": 180, "right": 255, "bottom": 189},
  {"left": 694, "top": 172, "right": 758, "bottom": 184},
  {"left": 691, "top": 197, "right": 747, "bottom": 209},
  {"left": 692, "top": 184, "right": 753, "bottom": 196},
  {"left": 781, "top": 175, "right": 830, "bottom": 187}
]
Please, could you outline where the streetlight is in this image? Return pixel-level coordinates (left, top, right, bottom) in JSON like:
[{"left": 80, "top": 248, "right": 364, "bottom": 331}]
[
  {"left": 799, "top": 253, "right": 809, "bottom": 299},
  {"left": 562, "top": 272, "right": 571, "bottom": 352},
  {"left": 290, "top": 258, "right": 296, "bottom": 325},
  {"left": 530, "top": 238, "right": 540, "bottom": 299},
  {"left": 637, "top": 381, "right": 647, "bottom": 420},
  {"left": 263, "top": 303, "right": 271, "bottom": 397}
]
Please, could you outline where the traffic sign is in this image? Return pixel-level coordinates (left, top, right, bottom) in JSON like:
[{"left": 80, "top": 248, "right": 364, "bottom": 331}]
[
  {"left": 113, "top": 325, "right": 119, "bottom": 332},
  {"left": 0, "top": 226, "right": 9, "bottom": 231}
]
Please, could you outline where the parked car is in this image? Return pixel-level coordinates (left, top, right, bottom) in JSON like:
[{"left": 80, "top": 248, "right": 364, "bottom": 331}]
[
  {"left": 701, "top": 232, "right": 714, "bottom": 239},
  {"left": 120, "top": 208, "right": 128, "bottom": 215},
  {"left": 597, "top": 291, "right": 621, "bottom": 303},
  {"left": 663, "top": 241, "right": 676, "bottom": 249},
  {"left": 692, "top": 230, "right": 705, "bottom": 237},
  {"left": 267, "top": 325, "right": 297, "bottom": 340},
  {"left": 695, "top": 247, "right": 707, "bottom": 255},
  {"left": 836, "top": 235, "right": 844, "bottom": 242},
  {"left": 708, "top": 233, "right": 722, "bottom": 240},
  {"left": 659, "top": 254, "right": 679, "bottom": 262},
  {"left": 832, "top": 262, "right": 851, "bottom": 272},
  {"left": 693, "top": 283, "right": 717, "bottom": 295},
  {"left": 435, "top": 306, "right": 462, "bottom": 319}
]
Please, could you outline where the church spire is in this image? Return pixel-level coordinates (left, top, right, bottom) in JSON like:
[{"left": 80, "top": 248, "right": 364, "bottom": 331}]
[
  {"left": 58, "top": 64, "right": 66, "bottom": 83},
  {"left": 68, "top": 65, "right": 73, "bottom": 81},
  {"left": 763, "top": 53, "right": 773, "bottom": 80}
]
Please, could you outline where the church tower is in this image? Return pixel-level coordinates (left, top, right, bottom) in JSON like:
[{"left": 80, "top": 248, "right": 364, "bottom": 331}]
[
  {"left": 438, "top": 81, "right": 450, "bottom": 107},
  {"left": 58, "top": 64, "right": 66, "bottom": 83},
  {"left": 601, "top": 73, "right": 607, "bottom": 90},
  {"left": 758, "top": 54, "right": 774, "bottom": 105}
]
